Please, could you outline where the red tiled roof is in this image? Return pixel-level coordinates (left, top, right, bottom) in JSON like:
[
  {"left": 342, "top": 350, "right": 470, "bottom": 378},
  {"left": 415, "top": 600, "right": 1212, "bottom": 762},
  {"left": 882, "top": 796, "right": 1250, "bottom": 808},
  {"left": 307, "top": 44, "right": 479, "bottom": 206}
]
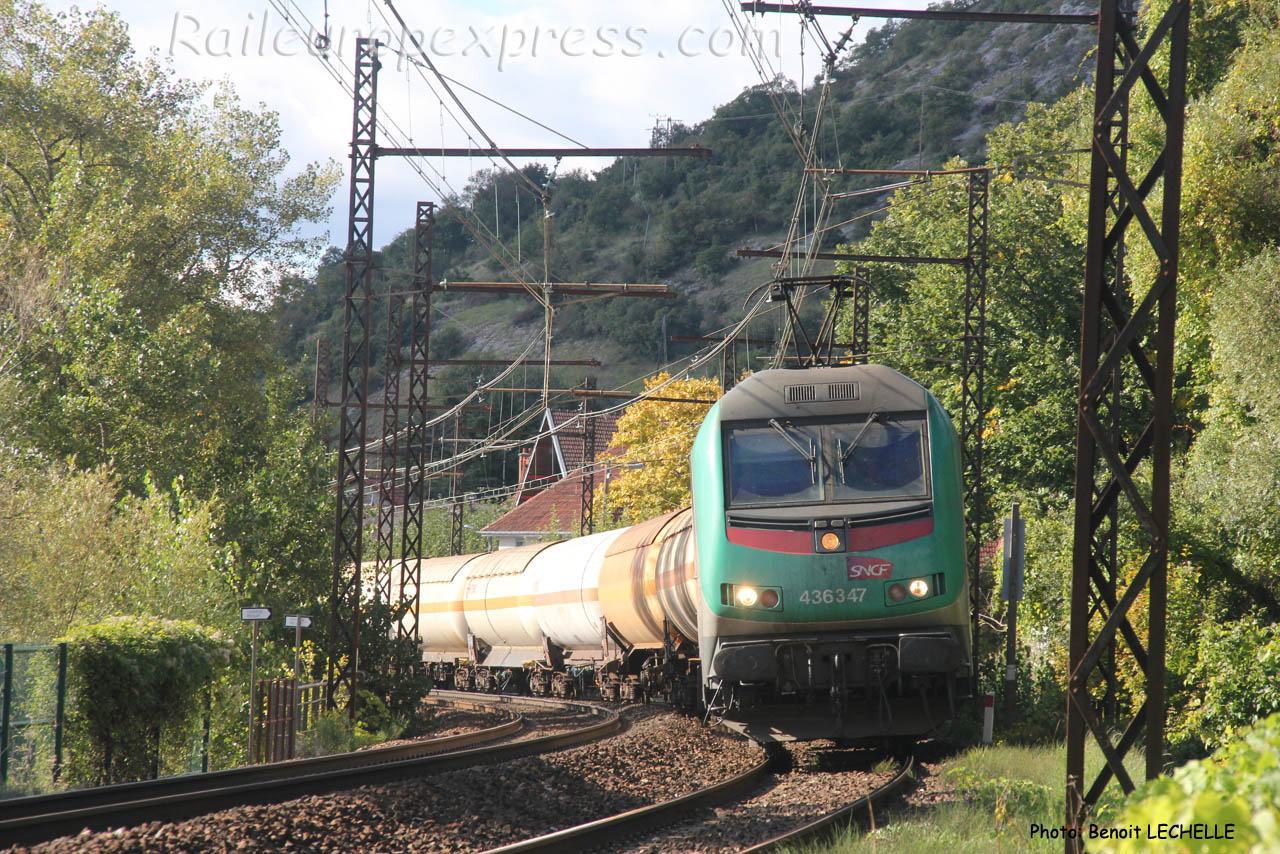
[
  {"left": 549, "top": 409, "right": 622, "bottom": 470},
  {"left": 513, "top": 408, "right": 623, "bottom": 505},
  {"left": 481, "top": 469, "right": 614, "bottom": 536},
  {"left": 981, "top": 539, "right": 1002, "bottom": 568}
]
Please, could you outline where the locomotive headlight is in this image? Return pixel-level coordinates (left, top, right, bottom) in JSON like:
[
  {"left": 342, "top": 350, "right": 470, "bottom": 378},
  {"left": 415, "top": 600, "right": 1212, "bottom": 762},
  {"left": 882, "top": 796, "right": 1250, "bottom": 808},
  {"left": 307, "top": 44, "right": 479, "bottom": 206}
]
[
  {"left": 908, "top": 578, "right": 931, "bottom": 598},
  {"left": 736, "top": 586, "right": 759, "bottom": 607},
  {"left": 820, "top": 531, "right": 841, "bottom": 551},
  {"left": 887, "top": 583, "right": 908, "bottom": 603}
]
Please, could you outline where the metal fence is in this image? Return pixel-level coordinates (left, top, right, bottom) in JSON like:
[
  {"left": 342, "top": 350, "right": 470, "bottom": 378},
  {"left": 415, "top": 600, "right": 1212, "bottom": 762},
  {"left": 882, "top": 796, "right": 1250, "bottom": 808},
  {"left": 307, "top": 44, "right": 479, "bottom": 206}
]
[
  {"left": 0, "top": 643, "right": 68, "bottom": 788},
  {"left": 252, "top": 679, "right": 327, "bottom": 763}
]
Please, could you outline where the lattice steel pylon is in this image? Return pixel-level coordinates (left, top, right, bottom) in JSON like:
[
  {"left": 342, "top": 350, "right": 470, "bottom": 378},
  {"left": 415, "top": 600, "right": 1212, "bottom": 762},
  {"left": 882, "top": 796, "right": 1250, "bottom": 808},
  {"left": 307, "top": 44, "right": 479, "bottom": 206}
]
[
  {"left": 449, "top": 415, "right": 464, "bottom": 556},
  {"left": 960, "top": 169, "right": 989, "bottom": 697},
  {"left": 1065, "top": 0, "right": 1188, "bottom": 846},
  {"left": 374, "top": 287, "right": 404, "bottom": 606},
  {"left": 327, "top": 37, "right": 380, "bottom": 716},
  {"left": 850, "top": 267, "right": 871, "bottom": 364},
  {"left": 579, "top": 380, "right": 597, "bottom": 538},
  {"left": 399, "top": 202, "right": 435, "bottom": 644},
  {"left": 313, "top": 338, "right": 330, "bottom": 426}
]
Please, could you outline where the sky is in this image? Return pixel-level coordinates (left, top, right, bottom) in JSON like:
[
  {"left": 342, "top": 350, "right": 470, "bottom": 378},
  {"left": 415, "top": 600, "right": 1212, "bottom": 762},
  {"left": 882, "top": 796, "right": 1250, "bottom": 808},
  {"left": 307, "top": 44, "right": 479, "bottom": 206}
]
[{"left": 50, "top": 1, "right": 935, "bottom": 256}]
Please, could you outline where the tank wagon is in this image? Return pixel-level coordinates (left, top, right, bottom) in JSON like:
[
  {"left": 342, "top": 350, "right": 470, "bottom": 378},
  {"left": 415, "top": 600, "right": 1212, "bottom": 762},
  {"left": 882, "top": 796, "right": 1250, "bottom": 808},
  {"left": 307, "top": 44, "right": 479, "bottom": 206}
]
[
  {"left": 400, "top": 364, "right": 971, "bottom": 742},
  {"left": 397, "top": 510, "right": 703, "bottom": 707}
]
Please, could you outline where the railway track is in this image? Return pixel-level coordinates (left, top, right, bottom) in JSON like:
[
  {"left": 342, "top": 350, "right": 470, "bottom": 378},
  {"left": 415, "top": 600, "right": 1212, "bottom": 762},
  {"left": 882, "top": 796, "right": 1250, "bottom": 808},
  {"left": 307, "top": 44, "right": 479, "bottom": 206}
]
[
  {"left": 738, "top": 755, "right": 915, "bottom": 853},
  {"left": 0, "top": 691, "right": 616, "bottom": 848},
  {"left": 477, "top": 747, "right": 780, "bottom": 854},
  {"left": 476, "top": 748, "right": 915, "bottom": 854}
]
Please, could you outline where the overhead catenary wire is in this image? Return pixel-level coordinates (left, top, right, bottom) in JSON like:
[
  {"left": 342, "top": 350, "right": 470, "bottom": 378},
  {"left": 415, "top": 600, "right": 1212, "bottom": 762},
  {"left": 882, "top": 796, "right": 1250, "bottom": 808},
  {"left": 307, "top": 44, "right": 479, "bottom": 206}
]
[
  {"left": 272, "top": 0, "right": 547, "bottom": 294},
  {"left": 271, "top": 4, "right": 537, "bottom": 294},
  {"left": 272, "top": 0, "right": 571, "bottom": 443},
  {"left": 407, "top": 287, "right": 776, "bottom": 479},
  {"left": 297, "top": 1, "right": 966, "bottom": 493},
  {"left": 378, "top": 0, "right": 546, "bottom": 199},
  {"left": 719, "top": 0, "right": 807, "bottom": 158},
  {"left": 331, "top": 276, "right": 776, "bottom": 483}
]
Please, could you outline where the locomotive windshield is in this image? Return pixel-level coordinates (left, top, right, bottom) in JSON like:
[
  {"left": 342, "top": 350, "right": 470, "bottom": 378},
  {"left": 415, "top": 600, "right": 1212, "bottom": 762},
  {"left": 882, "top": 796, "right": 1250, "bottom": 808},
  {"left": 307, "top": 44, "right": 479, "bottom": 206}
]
[
  {"left": 726, "top": 423, "right": 824, "bottom": 505},
  {"left": 725, "top": 412, "right": 929, "bottom": 508},
  {"left": 830, "top": 414, "right": 926, "bottom": 501}
]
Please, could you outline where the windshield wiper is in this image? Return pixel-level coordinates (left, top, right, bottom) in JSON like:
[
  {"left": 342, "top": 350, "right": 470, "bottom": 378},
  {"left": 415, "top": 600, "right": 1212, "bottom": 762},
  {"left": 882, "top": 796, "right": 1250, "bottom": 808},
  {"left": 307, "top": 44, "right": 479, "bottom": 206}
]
[
  {"left": 768, "top": 418, "right": 817, "bottom": 484},
  {"left": 836, "top": 411, "right": 881, "bottom": 485}
]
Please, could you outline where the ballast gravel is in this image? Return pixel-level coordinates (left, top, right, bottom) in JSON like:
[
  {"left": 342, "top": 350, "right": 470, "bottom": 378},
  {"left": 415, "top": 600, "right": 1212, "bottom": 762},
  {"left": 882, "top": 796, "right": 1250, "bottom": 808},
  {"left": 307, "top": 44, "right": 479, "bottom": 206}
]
[
  {"left": 610, "top": 741, "right": 899, "bottom": 854},
  {"left": 6, "top": 705, "right": 762, "bottom": 854}
]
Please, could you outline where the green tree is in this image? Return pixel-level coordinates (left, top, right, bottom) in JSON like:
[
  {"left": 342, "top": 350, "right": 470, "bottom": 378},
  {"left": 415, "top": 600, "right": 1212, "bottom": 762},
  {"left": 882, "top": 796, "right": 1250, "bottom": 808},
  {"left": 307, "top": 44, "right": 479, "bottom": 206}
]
[
  {"left": 0, "top": 1, "right": 339, "bottom": 493},
  {"left": 595, "top": 374, "right": 720, "bottom": 525},
  {"left": 0, "top": 1, "right": 340, "bottom": 624},
  {"left": 0, "top": 449, "right": 230, "bottom": 641},
  {"left": 1186, "top": 248, "right": 1280, "bottom": 605}
]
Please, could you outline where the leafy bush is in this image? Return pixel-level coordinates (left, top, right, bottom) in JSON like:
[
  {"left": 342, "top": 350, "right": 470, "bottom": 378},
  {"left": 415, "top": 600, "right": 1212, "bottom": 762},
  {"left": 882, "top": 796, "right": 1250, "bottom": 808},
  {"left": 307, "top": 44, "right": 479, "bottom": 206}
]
[
  {"left": 63, "top": 616, "right": 232, "bottom": 785},
  {"left": 295, "top": 709, "right": 382, "bottom": 758},
  {"left": 1168, "top": 617, "right": 1280, "bottom": 757},
  {"left": 340, "top": 597, "right": 433, "bottom": 736},
  {"left": 993, "top": 649, "right": 1068, "bottom": 745},
  {"left": 1094, "top": 712, "right": 1280, "bottom": 853}
]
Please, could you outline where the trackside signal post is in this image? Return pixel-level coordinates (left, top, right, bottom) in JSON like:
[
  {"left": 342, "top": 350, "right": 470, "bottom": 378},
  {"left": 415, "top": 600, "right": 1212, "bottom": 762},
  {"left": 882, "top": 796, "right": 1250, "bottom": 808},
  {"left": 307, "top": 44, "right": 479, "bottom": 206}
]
[
  {"left": 241, "top": 607, "right": 271, "bottom": 764},
  {"left": 286, "top": 615, "right": 313, "bottom": 745},
  {"left": 1002, "top": 502, "right": 1025, "bottom": 726}
]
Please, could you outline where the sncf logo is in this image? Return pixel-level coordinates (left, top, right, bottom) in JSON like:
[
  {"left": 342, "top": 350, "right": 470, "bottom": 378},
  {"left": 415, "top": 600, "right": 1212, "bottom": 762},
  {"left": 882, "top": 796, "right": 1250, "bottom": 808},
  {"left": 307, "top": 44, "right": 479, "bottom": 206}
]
[{"left": 847, "top": 557, "right": 893, "bottom": 580}]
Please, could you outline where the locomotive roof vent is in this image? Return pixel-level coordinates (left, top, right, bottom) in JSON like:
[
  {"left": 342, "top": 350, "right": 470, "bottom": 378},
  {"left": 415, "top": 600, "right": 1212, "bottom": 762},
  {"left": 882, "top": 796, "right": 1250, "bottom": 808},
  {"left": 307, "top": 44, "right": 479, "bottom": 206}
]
[
  {"left": 785, "top": 384, "right": 817, "bottom": 404},
  {"left": 828, "top": 382, "right": 861, "bottom": 401},
  {"left": 784, "top": 382, "right": 860, "bottom": 404}
]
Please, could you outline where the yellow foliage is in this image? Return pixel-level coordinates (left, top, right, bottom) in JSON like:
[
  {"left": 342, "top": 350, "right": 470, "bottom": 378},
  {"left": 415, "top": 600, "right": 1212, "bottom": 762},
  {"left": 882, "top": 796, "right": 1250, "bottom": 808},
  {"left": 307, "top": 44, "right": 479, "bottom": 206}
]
[{"left": 595, "top": 373, "right": 721, "bottom": 526}]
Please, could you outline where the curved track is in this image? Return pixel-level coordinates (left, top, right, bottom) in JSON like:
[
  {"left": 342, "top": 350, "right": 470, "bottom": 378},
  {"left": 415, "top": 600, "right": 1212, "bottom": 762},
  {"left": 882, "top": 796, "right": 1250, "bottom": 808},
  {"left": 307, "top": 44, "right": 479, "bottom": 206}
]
[
  {"left": 472, "top": 748, "right": 915, "bottom": 854},
  {"left": 736, "top": 755, "right": 916, "bottom": 853},
  {"left": 0, "top": 692, "right": 617, "bottom": 848},
  {"left": 477, "top": 748, "right": 780, "bottom": 854}
]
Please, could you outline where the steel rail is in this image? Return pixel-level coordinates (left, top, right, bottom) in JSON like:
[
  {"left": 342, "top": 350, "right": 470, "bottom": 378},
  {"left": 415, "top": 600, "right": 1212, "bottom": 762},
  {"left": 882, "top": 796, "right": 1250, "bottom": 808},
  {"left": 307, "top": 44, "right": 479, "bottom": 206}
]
[
  {"left": 0, "top": 700, "right": 520, "bottom": 821},
  {"left": 477, "top": 746, "right": 779, "bottom": 854},
  {"left": 0, "top": 693, "right": 618, "bottom": 847},
  {"left": 735, "top": 755, "right": 917, "bottom": 853}
]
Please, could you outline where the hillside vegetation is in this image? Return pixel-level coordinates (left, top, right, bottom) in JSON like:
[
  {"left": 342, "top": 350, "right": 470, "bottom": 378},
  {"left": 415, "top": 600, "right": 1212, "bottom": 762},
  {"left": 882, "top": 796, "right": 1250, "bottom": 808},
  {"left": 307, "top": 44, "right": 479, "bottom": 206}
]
[{"left": 271, "top": 0, "right": 1095, "bottom": 395}]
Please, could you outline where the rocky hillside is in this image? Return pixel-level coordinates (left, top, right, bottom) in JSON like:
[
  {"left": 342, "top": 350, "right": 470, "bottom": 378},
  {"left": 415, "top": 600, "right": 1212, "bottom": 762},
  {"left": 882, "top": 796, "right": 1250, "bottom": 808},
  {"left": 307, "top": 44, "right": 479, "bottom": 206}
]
[{"left": 272, "top": 0, "right": 1096, "bottom": 396}]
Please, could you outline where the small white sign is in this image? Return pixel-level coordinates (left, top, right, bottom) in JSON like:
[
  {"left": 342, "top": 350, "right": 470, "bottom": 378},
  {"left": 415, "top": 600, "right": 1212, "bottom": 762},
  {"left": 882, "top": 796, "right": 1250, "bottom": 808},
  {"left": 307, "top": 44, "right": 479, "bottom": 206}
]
[
  {"left": 240, "top": 607, "right": 272, "bottom": 621},
  {"left": 285, "top": 615, "right": 313, "bottom": 629}
]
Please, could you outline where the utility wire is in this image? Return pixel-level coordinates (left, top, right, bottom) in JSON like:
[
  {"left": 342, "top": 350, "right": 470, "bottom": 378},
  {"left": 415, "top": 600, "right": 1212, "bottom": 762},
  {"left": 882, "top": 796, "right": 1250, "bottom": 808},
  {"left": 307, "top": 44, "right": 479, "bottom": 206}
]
[{"left": 378, "top": 0, "right": 546, "bottom": 199}]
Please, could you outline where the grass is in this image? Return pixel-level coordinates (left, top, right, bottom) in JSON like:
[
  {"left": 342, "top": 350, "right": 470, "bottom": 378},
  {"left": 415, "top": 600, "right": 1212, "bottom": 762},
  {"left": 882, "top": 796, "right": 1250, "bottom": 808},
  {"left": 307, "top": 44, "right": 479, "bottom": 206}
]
[{"left": 775, "top": 740, "right": 1147, "bottom": 854}]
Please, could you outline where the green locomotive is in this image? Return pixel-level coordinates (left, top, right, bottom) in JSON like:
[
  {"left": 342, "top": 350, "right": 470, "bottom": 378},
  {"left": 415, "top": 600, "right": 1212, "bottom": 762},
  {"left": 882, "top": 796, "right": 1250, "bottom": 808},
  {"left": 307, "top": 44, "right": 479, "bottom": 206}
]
[{"left": 691, "top": 364, "right": 972, "bottom": 741}]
